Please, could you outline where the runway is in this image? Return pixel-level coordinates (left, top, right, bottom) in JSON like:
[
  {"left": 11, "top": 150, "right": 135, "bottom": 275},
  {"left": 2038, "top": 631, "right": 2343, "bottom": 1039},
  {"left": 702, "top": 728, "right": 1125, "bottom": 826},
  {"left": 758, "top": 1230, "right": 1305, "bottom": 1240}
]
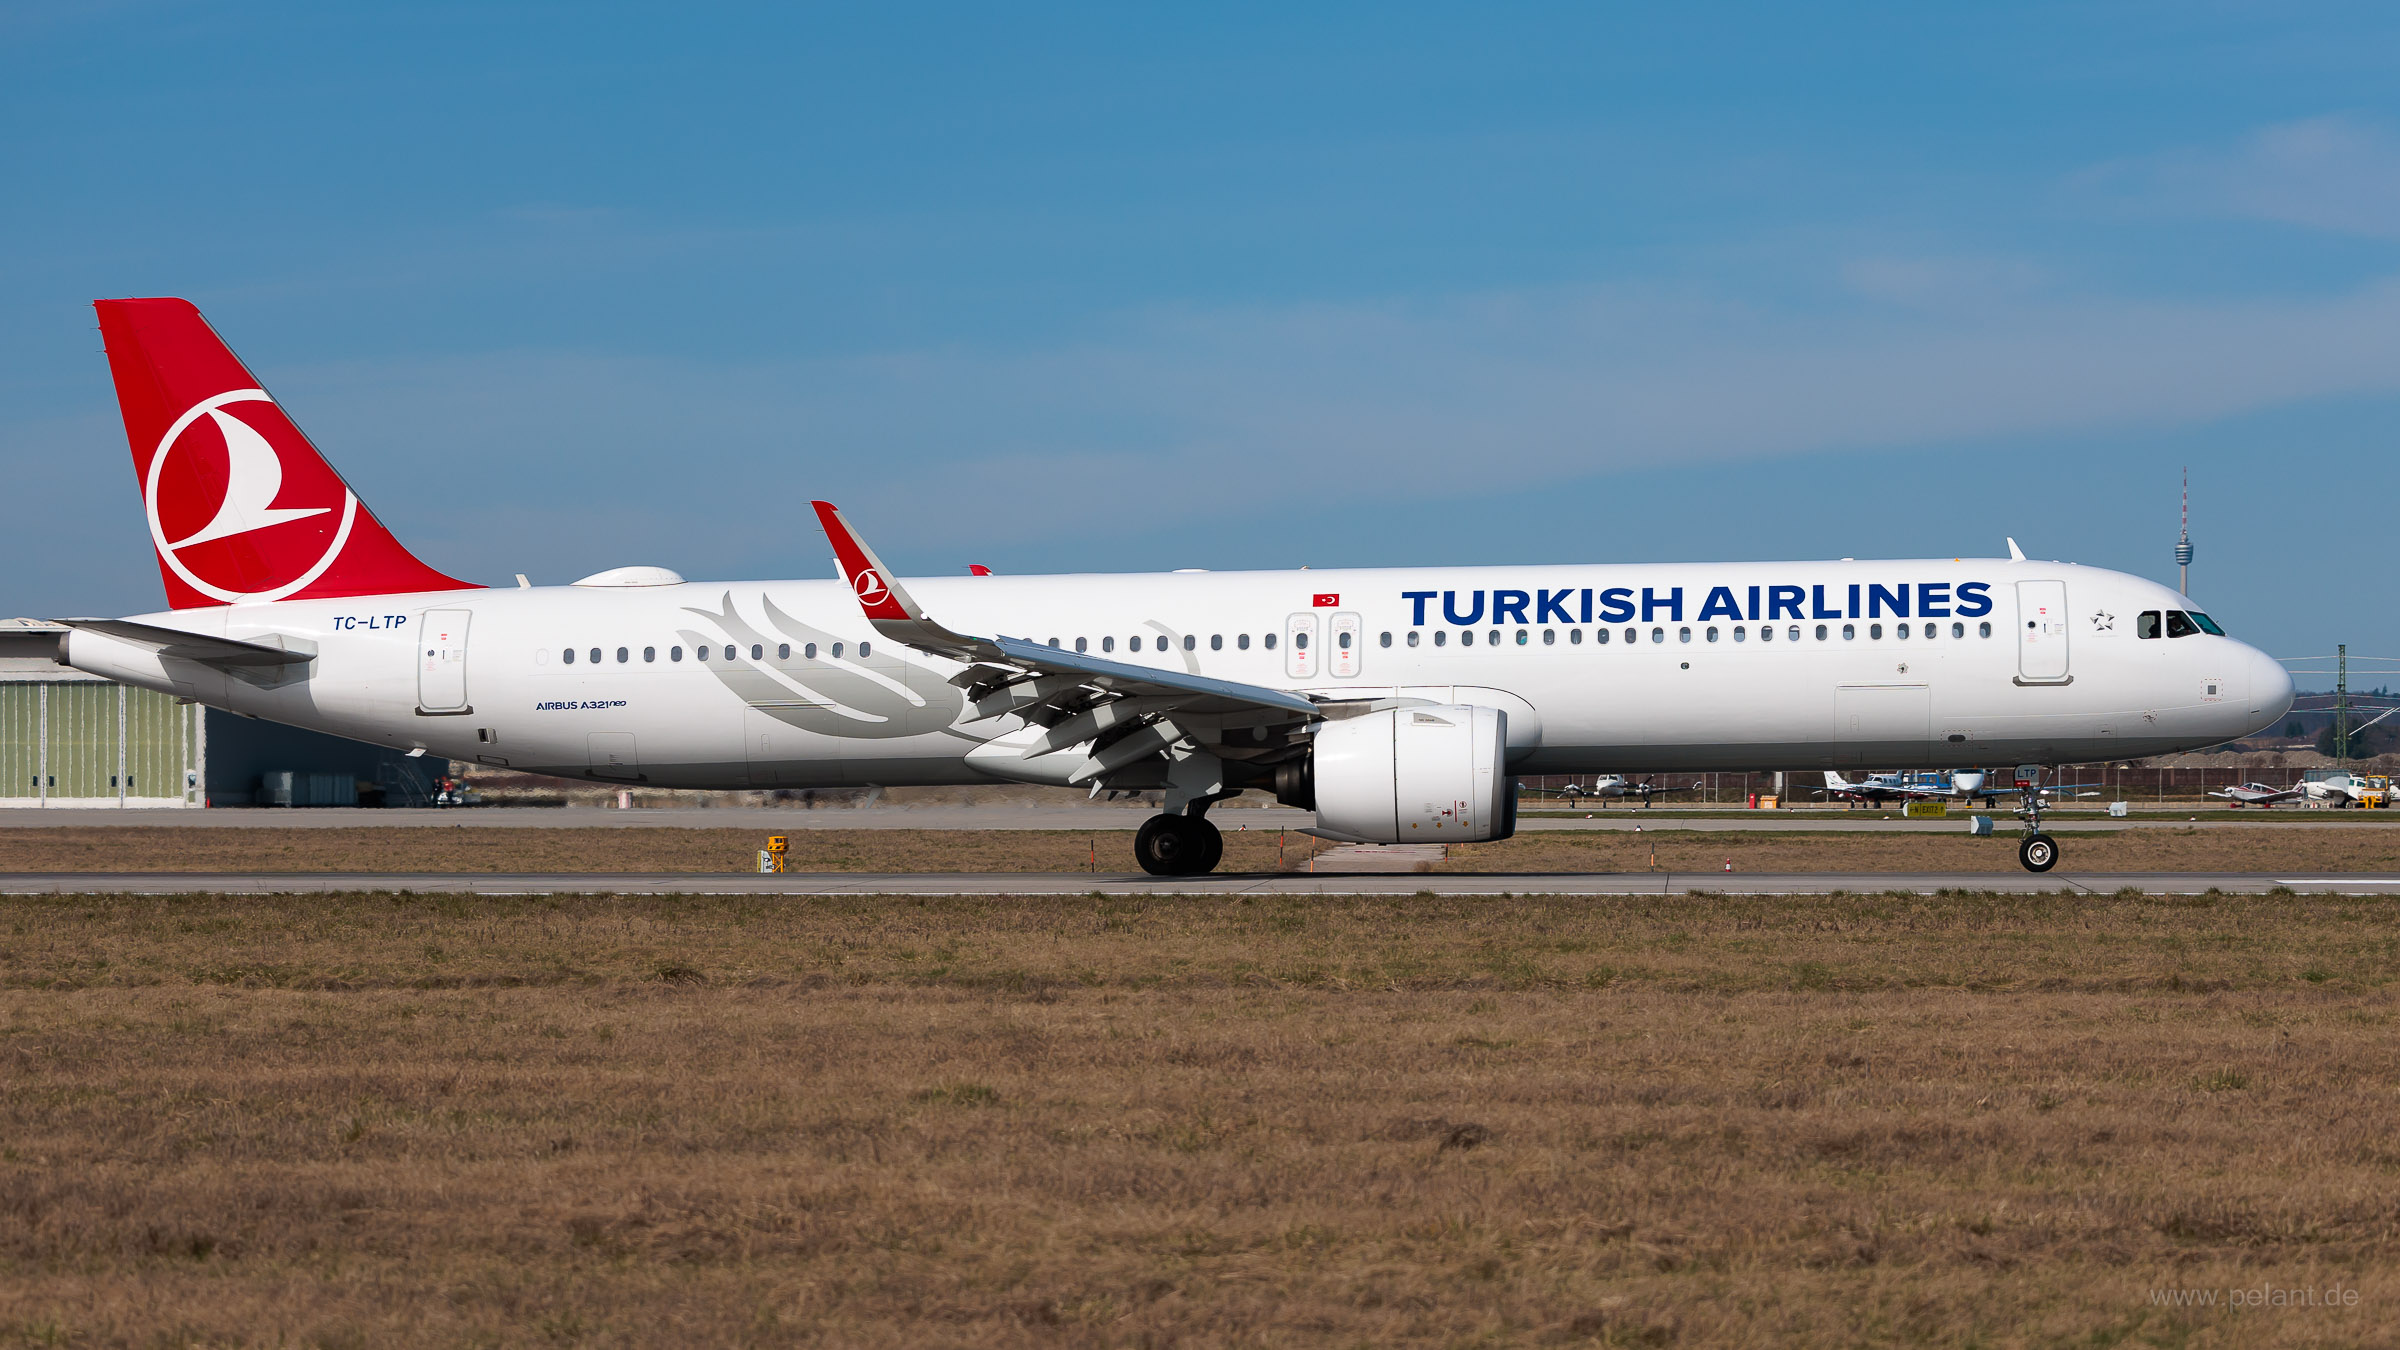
[
  {"left": 6, "top": 806, "right": 2392, "bottom": 833},
  {"left": 6, "top": 870, "right": 2397, "bottom": 896}
]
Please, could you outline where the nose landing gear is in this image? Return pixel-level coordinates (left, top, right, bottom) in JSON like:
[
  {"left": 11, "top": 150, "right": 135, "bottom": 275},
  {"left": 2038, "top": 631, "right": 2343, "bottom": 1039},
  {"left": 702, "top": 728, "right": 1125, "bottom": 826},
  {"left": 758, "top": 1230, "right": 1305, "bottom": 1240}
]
[
  {"left": 2012, "top": 762, "right": 2060, "bottom": 873},
  {"left": 1135, "top": 812, "right": 1225, "bottom": 876}
]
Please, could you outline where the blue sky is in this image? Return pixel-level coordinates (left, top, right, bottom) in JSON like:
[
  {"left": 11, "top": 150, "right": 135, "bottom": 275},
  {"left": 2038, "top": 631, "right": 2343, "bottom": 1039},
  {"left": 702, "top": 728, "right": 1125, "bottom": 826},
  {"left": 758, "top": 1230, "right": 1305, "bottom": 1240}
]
[{"left": 5, "top": 2, "right": 2398, "bottom": 668}]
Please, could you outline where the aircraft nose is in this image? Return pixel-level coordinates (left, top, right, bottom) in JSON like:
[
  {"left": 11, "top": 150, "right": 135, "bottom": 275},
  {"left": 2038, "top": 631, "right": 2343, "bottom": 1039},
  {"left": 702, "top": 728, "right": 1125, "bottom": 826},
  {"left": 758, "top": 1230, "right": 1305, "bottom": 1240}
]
[{"left": 2246, "top": 644, "right": 2295, "bottom": 732}]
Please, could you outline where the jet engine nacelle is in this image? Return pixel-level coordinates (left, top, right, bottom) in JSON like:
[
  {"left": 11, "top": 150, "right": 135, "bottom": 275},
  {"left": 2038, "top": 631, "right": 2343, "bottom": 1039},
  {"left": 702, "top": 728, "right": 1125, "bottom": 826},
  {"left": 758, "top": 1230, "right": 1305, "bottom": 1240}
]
[{"left": 1291, "top": 704, "right": 1514, "bottom": 844}]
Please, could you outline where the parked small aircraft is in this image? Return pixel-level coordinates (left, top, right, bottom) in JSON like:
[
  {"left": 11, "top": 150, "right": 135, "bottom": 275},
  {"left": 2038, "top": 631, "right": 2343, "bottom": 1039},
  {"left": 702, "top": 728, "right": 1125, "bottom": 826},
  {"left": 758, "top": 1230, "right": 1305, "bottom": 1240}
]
[{"left": 2206, "top": 782, "right": 2305, "bottom": 807}]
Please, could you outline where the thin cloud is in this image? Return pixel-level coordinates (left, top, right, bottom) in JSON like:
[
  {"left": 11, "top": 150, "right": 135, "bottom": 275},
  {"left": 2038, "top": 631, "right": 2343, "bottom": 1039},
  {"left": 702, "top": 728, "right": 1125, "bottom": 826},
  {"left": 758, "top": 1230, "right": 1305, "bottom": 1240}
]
[
  {"left": 2085, "top": 114, "right": 2400, "bottom": 238},
  {"left": 244, "top": 273, "right": 2400, "bottom": 562}
]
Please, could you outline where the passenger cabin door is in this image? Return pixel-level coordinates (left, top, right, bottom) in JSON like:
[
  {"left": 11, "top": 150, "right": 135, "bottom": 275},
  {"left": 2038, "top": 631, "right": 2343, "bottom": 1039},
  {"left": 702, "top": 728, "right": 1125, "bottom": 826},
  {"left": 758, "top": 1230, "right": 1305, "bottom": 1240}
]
[
  {"left": 1285, "top": 612, "right": 1319, "bottom": 680},
  {"left": 2015, "top": 580, "right": 2071, "bottom": 683},
  {"left": 417, "top": 609, "right": 472, "bottom": 713}
]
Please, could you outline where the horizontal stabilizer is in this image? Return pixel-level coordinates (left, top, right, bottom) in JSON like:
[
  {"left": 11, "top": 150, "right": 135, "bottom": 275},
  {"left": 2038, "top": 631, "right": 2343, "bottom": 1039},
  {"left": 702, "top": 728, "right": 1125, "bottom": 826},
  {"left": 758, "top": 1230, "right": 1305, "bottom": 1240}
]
[{"left": 53, "top": 617, "right": 313, "bottom": 669}]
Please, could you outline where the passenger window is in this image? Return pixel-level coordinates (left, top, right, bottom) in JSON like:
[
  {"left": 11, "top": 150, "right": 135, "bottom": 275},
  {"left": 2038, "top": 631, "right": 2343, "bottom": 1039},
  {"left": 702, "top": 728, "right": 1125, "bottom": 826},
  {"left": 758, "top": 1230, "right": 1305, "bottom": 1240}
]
[
  {"left": 1869, "top": 624, "right": 1882, "bottom": 640},
  {"left": 859, "top": 642, "right": 871, "bottom": 657},
  {"left": 1842, "top": 624, "right": 1855, "bottom": 641},
  {"left": 1897, "top": 623, "right": 1910, "bottom": 639},
  {"left": 778, "top": 643, "right": 790, "bottom": 660},
  {"left": 1789, "top": 626, "right": 1801, "bottom": 641},
  {"left": 1488, "top": 629, "right": 1500, "bottom": 646},
  {"left": 1759, "top": 625, "right": 1771, "bottom": 642},
  {"left": 751, "top": 644, "right": 763, "bottom": 660},
  {"left": 1978, "top": 621, "right": 1991, "bottom": 638},
  {"left": 1542, "top": 628, "right": 1555, "bottom": 645},
  {"left": 1407, "top": 631, "right": 1420, "bottom": 647},
  {"left": 830, "top": 643, "right": 843, "bottom": 658},
  {"left": 643, "top": 646, "right": 655, "bottom": 663},
  {"left": 1184, "top": 634, "right": 1197, "bottom": 651},
  {"left": 1237, "top": 634, "right": 1250, "bottom": 650},
  {"left": 1516, "top": 629, "right": 1529, "bottom": 645},
  {"left": 1461, "top": 630, "right": 1475, "bottom": 646},
  {"left": 1076, "top": 638, "right": 1088, "bottom": 653},
  {"left": 590, "top": 648, "right": 602, "bottom": 664},
  {"left": 1734, "top": 625, "right": 1746, "bottom": 642},
  {"left": 1293, "top": 632, "right": 1307, "bottom": 650},
  {"left": 2166, "top": 611, "right": 2198, "bottom": 638},
  {"left": 2138, "top": 612, "right": 2161, "bottom": 639},
  {"left": 1651, "top": 627, "right": 1665, "bottom": 643},
  {"left": 695, "top": 646, "right": 708, "bottom": 662},
  {"left": 724, "top": 645, "right": 735, "bottom": 661},
  {"left": 1264, "top": 633, "right": 1277, "bottom": 650},
  {"left": 1950, "top": 622, "right": 1963, "bottom": 639},
  {"left": 1210, "top": 634, "right": 1223, "bottom": 651},
  {"left": 1595, "top": 627, "right": 1610, "bottom": 645},
  {"left": 804, "top": 643, "right": 816, "bottom": 659},
  {"left": 1624, "top": 628, "right": 1637, "bottom": 644},
  {"left": 1378, "top": 631, "right": 1390, "bottom": 648},
  {"left": 1434, "top": 630, "right": 1448, "bottom": 647},
  {"left": 1706, "top": 626, "right": 1720, "bottom": 643},
  {"left": 562, "top": 648, "right": 575, "bottom": 664},
  {"left": 1678, "top": 627, "right": 1691, "bottom": 643},
  {"left": 1102, "top": 637, "right": 1115, "bottom": 652},
  {"left": 1048, "top": 638, "right": 1061, "bottom": 648},
  {"left": 1339, "top": 631, "right": 1353, "bottom": 649},
  {"left": 1568, "top": 628, "right": 1582, "bottom": 644},
  {"left": 1814, "top": 624, "right": 1826, "bottom": 641},
  {"left": 671, "top": 645, "right": 683, "bottom": 661}
]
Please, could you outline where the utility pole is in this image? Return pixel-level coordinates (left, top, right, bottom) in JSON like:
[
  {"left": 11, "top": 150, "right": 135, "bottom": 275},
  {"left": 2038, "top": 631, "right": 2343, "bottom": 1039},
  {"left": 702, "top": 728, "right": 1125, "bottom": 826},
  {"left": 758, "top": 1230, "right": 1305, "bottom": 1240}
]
[
  {"left": 2337, "top": 644, "right": 2351, "bottom": 764},
  {"left": 2175, "top": 467, "right": 2194, "bottom": 596}
]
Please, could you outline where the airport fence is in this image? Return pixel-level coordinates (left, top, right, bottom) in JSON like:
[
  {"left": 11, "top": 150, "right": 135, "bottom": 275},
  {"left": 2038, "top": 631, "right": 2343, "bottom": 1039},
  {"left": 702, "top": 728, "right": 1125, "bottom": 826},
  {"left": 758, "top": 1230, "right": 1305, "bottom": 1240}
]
[{"left": 1518, "top": 765, "right": 2377, "bottom": 806}]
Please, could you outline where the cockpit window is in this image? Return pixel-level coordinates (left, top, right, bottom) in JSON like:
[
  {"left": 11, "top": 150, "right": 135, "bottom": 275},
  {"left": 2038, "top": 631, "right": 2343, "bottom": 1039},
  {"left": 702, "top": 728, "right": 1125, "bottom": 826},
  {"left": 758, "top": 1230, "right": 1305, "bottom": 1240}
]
[
  {"left": 2137, "top": 611, "right": 2161, "bottom": 640},
  {"left": 2165, "top": 611, "right": 2198, "bottom": 638},
  {"left": 2188, "top": 611, "right": 2225, "bottom": 635}
]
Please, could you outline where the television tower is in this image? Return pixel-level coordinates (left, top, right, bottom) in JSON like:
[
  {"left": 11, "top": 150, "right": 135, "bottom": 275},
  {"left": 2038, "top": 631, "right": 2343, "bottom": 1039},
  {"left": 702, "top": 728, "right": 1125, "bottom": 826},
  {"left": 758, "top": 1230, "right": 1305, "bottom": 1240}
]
[{"left": 2175, "top": 468, "right": 2193, "bottom": 596}]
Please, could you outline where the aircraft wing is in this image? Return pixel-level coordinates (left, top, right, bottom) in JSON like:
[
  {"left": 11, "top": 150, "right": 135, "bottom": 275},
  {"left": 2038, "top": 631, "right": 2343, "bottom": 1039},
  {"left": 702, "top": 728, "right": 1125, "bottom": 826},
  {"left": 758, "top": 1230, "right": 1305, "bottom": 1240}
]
[
  {"left": 812, "top": 501, "right": 1321, "bottom": 786},
  {"left": 53, "top": 618, "right": 314, "bottom": 670}
]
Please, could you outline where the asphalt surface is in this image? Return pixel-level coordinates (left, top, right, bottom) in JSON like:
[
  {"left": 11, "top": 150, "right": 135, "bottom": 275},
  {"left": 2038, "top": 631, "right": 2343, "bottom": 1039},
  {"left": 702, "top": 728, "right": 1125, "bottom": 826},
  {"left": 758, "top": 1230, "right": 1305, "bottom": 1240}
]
[
  {"left": 4, "top": 806, "right": 2391, "bottom": 833},
  {"left": 5, "top": 871, "right": 2396, "bottom": 896}
]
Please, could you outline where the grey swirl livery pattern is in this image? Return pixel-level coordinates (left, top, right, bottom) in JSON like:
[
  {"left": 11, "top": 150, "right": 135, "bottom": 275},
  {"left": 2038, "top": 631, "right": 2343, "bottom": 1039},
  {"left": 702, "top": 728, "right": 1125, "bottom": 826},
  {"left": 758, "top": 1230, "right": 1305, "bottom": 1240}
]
[{"left": 679, "top": 593, "right": 969, "bottom": 740}]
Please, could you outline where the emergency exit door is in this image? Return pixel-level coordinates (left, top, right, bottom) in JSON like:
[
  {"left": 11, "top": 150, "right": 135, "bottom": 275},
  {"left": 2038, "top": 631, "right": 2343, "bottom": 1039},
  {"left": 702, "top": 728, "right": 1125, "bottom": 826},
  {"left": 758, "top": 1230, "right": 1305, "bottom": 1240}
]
[
  {"left": 2015, "top": 581, "right": 2071, "bottom": 683},
  {"left": 418, "top": 609, "right": 472, "bottom": 712},
  {"left": 1327, "top": 611, "right": 1362, "bottom": 678}
]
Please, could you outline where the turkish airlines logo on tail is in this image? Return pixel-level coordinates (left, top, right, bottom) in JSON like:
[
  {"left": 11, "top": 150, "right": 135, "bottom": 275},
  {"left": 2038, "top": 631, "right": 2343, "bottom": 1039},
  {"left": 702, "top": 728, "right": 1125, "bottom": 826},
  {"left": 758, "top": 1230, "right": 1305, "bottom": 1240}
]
[
  {"left": 145, "top": 390, "right": 357, "bottom": 603},
  {"left": 853, "top": 569, "right": 891, "bottom": 605}
]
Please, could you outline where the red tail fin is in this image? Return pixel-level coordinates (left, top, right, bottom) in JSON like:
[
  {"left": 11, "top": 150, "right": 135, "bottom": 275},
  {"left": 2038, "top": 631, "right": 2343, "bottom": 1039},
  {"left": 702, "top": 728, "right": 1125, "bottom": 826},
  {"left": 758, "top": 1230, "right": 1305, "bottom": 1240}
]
[{"left": 94, "top": 297, "right": 477, "bottom": 608}]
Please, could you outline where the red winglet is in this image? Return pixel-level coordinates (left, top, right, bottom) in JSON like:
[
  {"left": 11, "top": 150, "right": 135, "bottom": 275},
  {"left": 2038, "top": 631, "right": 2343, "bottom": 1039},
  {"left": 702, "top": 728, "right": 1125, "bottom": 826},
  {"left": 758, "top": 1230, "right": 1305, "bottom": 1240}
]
[{"left": 811, "top": 500, "right": 915, "bottom": 621}]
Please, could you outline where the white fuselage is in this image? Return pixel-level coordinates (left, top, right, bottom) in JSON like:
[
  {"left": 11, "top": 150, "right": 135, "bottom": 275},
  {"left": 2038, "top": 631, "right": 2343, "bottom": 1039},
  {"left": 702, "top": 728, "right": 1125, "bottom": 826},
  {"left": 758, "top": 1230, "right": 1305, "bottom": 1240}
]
[{"left": 70, "top": 559, "right": 2294, "bottom": 789}]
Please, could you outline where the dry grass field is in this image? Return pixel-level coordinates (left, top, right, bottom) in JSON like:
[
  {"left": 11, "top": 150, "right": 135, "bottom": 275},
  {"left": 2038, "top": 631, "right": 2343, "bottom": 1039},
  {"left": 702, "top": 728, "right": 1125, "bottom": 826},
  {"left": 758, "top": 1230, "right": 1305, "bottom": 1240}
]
[
  {"left": 4, "top": 823, "right": 2399, "bottom": 875},
  {"left": 3, "top": 889, "right": 2398, "bottom": 1347}
]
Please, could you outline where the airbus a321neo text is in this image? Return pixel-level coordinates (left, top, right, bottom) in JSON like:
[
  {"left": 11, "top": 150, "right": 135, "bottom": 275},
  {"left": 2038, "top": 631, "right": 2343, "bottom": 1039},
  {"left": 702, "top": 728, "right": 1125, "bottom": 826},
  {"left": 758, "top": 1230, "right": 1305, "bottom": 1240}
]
[{"left": 56, "top": 299, "right": 2295, "bottom": 874}]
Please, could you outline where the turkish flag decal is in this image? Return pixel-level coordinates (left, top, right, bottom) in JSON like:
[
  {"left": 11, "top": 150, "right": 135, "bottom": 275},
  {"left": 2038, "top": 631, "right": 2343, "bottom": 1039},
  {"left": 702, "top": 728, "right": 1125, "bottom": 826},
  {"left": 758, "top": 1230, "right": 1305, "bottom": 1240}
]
[{"left": 1312, "top": 593, "right": 1339, "bottom": 608}]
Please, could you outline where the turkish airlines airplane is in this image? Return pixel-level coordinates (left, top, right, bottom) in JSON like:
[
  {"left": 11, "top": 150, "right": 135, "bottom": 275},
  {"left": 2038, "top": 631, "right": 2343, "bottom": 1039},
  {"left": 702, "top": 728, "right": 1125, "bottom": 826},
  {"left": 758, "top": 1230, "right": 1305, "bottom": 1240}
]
[{"left": 56, "top": 298, "right": 2296, "bottom": 874}]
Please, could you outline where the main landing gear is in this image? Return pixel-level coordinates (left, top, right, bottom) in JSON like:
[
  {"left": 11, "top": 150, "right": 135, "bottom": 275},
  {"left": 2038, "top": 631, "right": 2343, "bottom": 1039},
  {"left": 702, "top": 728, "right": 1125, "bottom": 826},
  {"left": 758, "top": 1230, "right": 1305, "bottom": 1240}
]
[{"left": 1135, "top": 813, "right": 1224, "bottom": 876}]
